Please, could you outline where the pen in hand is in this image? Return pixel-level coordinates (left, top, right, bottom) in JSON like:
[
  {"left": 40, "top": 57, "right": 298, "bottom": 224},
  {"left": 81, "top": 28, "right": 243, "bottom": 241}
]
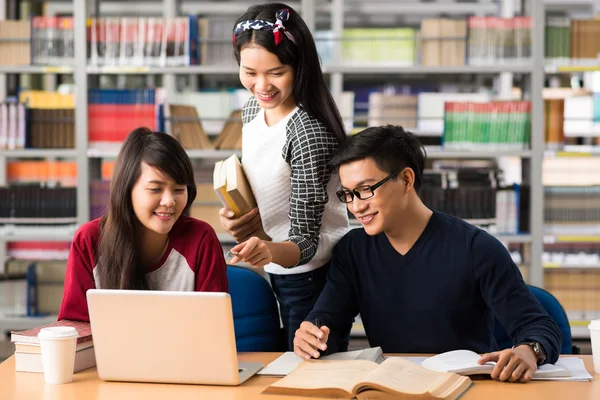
[{"left": 315, "top": 318, "right": 322, "bottom": 342}]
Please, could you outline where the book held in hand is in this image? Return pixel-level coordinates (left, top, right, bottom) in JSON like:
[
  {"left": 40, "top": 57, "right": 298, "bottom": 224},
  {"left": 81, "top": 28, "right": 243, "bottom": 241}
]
[
  {"left": 11, "top": 320, "right": 96, "bottom": 373},
  {"left": 213, "top": 154, "right": 256, "bottom": 217},
  {"left": 420, "top": 350, "right": 571, "bottom": 378},
  {"left": 263, "top": 357, "right": 472, "bottom": 400}
]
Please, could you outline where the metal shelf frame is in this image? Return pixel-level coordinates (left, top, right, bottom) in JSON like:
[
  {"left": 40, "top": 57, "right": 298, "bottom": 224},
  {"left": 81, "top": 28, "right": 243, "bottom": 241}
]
[{"left": 0, "top": 0, "right": 546, "bottom": 293}]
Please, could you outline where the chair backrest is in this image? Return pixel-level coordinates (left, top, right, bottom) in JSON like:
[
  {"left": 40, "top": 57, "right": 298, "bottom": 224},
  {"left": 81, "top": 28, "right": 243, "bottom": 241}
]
[
  {"left": 226, "top": 265, "right": 283, "bottom": 352},
  {"left": 493, "top": 285, "right": 572, "bottom": 354}
]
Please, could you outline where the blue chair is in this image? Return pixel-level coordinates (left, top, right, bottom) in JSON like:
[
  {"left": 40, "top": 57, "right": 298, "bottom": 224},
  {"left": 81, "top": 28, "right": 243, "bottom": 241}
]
[
  {"left": 226, "top": 265, "right": 284, "bottom": 352},
  {"left": 493, "top": 285, "right": 577, "bottom": 354}
]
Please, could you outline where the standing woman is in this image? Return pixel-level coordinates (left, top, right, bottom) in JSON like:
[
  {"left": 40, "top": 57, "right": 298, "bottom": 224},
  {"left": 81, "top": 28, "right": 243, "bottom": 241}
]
[{"left": 220, "top": 3, "right": 351, "bottom": 350}]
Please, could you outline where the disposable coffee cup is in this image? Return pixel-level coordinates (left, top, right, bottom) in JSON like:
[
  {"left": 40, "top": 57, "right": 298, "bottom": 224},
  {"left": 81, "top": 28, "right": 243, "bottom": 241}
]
[
  {"left": 589, "top": 319, "right": 600, "bottom": 374},
  {"left": 38, "top": 327, "right": 78, "bottom": 384}
]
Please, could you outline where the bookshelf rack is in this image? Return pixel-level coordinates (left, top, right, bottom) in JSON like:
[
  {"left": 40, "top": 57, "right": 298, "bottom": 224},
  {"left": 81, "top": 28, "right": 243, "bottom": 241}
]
[
  {"left": 541, "top": 0, "right": 600, "bottom": 338},
  {"left": 0, "top": 0, "right": 553, "bottom": 334},
  {"left": 86, "top": 147, "right": 241, "bottom": 159},
  {"left": 0, "top": 66, "right": 74, "bottom": 74},
  {"left": 323, "top": 65, "right": 535, "bottom": 74}
]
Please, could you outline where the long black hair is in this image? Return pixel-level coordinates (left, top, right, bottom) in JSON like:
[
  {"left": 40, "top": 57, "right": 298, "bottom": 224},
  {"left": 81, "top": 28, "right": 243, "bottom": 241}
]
[
  {"left": 96, "top": 127, "right": 197, "bottom": 289},
  {"left": 233, "top": 2, "right": 346, "bottom": 145}
]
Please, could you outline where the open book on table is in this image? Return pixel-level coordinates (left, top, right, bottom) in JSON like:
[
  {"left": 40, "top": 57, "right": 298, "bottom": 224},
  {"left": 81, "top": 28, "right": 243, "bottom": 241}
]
[
  {"left": 258, "top": 346, "right": 385, "bottom": 376},
  {"left": 420, "top": 350, "right": 571, "bottom": 378},
  {"left": 263, "top": 357, "right": 472, "bottom": 400}
]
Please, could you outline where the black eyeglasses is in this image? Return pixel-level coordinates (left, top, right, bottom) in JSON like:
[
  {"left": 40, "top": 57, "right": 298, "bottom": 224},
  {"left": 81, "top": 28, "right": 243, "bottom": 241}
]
[{"left": 336, "top": 168, "right": 403, "bottom": 203}]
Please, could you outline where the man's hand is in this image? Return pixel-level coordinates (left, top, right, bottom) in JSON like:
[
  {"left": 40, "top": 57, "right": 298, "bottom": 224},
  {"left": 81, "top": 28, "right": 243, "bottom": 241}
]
[
  {"left": 478, "top": 345, "right": 538, "bottom": 383},
  {"left": 293, "top": 321, "right": 329, "bottom": 360},
  {"left": 230, "top": 237, "right": 272, "bottom": 268},
  {"left": 219, "top": 208, "right": 267, "bottom": 242}
]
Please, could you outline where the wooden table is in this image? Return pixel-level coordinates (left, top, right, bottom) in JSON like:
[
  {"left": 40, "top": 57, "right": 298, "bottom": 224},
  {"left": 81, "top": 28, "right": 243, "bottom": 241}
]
[{"left": 1, "top": 353, "right": 599, "bottom": 399}]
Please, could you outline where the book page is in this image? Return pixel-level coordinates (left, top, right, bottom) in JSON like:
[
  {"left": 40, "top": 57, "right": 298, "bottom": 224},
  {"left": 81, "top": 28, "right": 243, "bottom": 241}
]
[
  {"left": 267, "top": 359, "right": 378, "bottom": 395},
  {"left": 362, "top": 357, "right": 460, "bottom": 395},
  {"left": 421, "top": 350, "right": 494, "bottom": 374},
  {"left": 259, "top": 348, "right": 384, "bottom": 376}
]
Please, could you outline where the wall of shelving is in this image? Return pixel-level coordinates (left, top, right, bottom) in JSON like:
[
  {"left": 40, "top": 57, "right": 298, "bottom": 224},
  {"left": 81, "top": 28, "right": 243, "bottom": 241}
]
[{"left": 1, "top": 0, "right": 598, "bottom": 344}]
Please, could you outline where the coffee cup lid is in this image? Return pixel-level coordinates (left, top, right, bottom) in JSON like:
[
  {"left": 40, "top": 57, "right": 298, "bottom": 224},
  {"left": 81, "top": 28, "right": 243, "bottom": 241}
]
[
  {"left": 37, "top": 326, "right": 78, "bottom": 340},
  {"left": 588, "top": 319, "right": 600, "bottom": 330}
]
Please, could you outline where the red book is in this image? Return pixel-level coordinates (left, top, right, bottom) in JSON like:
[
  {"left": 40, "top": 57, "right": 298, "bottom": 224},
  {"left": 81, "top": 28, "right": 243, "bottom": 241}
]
[{"left": 10, "top": 320, "right": 93, "bottom": 345}]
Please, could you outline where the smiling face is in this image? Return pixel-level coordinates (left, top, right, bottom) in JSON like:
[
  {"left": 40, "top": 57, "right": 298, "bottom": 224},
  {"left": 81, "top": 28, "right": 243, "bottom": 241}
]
[
  {"left": 130, "top": 162, "right": 188, "bottom": 240},
  {"left": 338, "top": 158, "right": 410, "bottom": 237},
  {"left": 239, "top": 45, "right": 296, "bottom": 121}
]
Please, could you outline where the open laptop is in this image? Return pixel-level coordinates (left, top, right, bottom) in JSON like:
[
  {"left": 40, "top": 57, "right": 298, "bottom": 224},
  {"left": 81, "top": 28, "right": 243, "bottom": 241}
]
[{"left": 86, "top": 289, "right": 263, "bottom": 385}]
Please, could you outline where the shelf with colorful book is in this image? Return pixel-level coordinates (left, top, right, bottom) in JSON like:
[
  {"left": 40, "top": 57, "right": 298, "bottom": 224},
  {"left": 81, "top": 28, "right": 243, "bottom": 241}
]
[
  {"left": 540, "top": 0, "right": 600, "bottom": 338},
  {"left": 0, "top": 0, "right": 549, "bottom": 330}
]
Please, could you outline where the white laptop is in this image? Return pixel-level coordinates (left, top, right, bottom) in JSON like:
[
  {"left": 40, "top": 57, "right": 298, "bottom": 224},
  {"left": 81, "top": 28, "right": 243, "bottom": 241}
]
[{"left": 86, "top": 289, "right": 263, "bottom": 385}]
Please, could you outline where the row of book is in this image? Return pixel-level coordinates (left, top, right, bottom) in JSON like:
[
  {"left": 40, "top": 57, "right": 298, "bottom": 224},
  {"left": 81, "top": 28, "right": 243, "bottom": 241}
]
[
  {"left": 442, "top": 101, "right": 531, "bottom": 151},
  {"left": 32, "top": 17, "right": 74, "bottom": 66},
  {"left": 6, "top": 242, "right": 71, "bottom": 261},
  {"left": 88, "top": 17, "right": 198, "bottom": 67},
  {"left": 0, "top": 276, "right": 27, "bottom": 318},
  {"left": 545, "top": 186, "right": 600, "bottom": 223},
  {"left": 544, "top": 269, "right": 600, "bottom": 321},
  {"left": 0, "top": 186, "right": 76, "bottom": 221},
  {"left": 88, "top": 89, "right": 160, "bottom": 144},
  {"left": 0, "top": 15, "right": 533, "bottom": 68},
  {"left": 543, "top": 95, "right": 600, "bottom": 147},
  {"left": 544, "top": 243, "right": 600, "bottom": 268},
  {"left": 467, "top": 16, "right": 532, "bottom": 66},
  {"left": 0, "top": 106, "right": 75, "bottom": 150},
  {"left": 6, "top": 161, "right": 77, "bottom": 186},
  {"left": 543, "top": 158, "right": 600, "bottom": 186},
  {"left": 0, "top": 20, "right": 30, "bottom": 66},
  {"left": 545, "top": 17, "right": 600, "bottom": 65}
]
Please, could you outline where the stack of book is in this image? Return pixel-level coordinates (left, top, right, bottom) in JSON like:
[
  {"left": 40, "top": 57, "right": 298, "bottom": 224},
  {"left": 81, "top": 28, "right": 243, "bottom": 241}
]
[{"left": 11, "top": 320, "right": 95, "bottom": 373}]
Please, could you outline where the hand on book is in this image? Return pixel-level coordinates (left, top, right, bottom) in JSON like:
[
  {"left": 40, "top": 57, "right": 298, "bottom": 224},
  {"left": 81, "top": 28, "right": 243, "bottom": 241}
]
[
  {"left": 293, "top": 321, "right": 329, "bottom": 360},
  {"left": 477, "top": 345, "right": 538, "bottom": 383},
  {"left": 219, "top": 207, "right": 269, "bottom": 242},
  {"left": 229, "top": 237, "right": 273, "bottom": 268}
]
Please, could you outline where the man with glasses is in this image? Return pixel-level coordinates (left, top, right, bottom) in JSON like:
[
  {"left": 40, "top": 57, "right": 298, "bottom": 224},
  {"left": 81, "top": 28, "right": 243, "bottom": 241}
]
[{"left": 293, "top": 125, "right": 561, "bottom": 383}]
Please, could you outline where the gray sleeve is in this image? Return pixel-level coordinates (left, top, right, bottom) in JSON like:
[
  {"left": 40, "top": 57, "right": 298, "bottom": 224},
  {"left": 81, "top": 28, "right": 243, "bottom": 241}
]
[{"left": 282, "top": 112, "right": 339, "bottom": 266}]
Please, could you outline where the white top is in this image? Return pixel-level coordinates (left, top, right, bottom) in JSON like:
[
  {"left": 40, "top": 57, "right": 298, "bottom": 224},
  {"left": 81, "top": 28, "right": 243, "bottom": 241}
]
[{"left": 242, "top": 106, "right": 349, "bottom": 275}]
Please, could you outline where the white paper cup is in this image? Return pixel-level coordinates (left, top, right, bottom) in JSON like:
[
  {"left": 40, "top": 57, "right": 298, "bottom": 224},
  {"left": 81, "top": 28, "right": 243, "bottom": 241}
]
[
  {"left": 38, "top": 327, "right": 78, "bottom": 384},
  {"left": 589, "top": 319, "right": 600, "bottom": 374}
]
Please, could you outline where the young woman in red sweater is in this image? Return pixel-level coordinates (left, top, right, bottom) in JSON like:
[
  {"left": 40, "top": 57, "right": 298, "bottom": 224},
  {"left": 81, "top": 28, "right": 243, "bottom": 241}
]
[{"left": 59, "top": 127, "right": 228, "bottom": 322}]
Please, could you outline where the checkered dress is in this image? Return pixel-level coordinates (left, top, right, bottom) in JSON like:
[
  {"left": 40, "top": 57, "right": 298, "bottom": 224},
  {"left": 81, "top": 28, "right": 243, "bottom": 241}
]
[{"left": 242, "top": 97, "right": 347, "bottom": 268}]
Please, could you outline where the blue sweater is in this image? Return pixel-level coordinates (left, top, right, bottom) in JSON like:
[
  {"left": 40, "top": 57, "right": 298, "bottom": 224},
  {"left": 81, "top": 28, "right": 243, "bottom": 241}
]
[{"left": 306, "top": 211, "right": 561, "bottom": 364}]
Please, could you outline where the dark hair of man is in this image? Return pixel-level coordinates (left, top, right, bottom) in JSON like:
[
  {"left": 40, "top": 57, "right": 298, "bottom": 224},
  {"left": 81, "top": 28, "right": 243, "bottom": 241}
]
[
  {"left": 232, "top": 2, "right": 347, "bottom": 145},
  {"left": 96, "top": 127, "right": 197, "bottom": 290},
  {"left": 328, "top": 125, "right": 426, "bottom": 191}
]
